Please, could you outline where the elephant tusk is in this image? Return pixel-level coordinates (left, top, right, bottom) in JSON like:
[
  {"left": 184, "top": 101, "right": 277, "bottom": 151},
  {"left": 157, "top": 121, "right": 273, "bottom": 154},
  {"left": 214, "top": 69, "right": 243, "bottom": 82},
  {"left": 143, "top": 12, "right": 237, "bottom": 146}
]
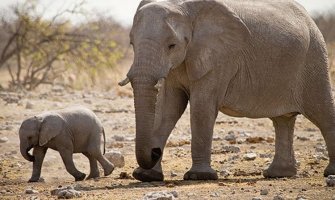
[
  {"left": 154, "top": 78, "right": 165, "bottom": 90},
  {"left": 118, "top": 77, "right": 130, "bottom": 86}
]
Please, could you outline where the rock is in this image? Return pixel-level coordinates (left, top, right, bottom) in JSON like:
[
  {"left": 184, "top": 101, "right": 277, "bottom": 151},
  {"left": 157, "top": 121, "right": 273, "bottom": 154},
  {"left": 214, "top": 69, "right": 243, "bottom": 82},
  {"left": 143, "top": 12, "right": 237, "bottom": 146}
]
[
  {"left": 104, "top": 150, "right": 125, "bottom": 168},
  {"left": 0, "top": 137, "right": 8, "bottom": 143},
  {"left": 83, "top": 99, "right": 92, "bottom": 104},
  {"left": 326, "top": 175, "right": 335, "bottom": 187},
  {"left": 244, "top": 153, "right": 257, "bottom": 161},
  {"left": 170, "top": 171, "right": 178, "bottom": 177},
  {"left": 224, "top": 131, "right": 237, "bottom": 142},
  {"left": 222, "top": 145, "right": 240, "bottom": 153},
  {"left": 297, "top": 136, "right": 309, "bottom": 141},
  {"left": 51, "top": 186, "right": 82, "bottom": 199},
  {"left": 143, "top": 191, "right": 178, "bottom": 200},
  {"left": 259, "top": 153, "right": 272, "bottom": 158},
  {"left": 25, "top": 188, "right": 39, "bottom": 194},
  {"left": 52, "top": 85, "right": 65, "bottom": 93},
  {"left": 219, "top": 169, "right": 231, "bottom": 178},
  {"left": 252, "top": 198, "right": 262, "bottom": 200},
  {"left": 25, "top": 101, "right": 34, "bottom": 109},
  {"left": 296, "top": 196, "right": 307, "bottom": 200},
  {"left": 210, "top": 192, "right": 220, "bottom": 197},
  {"left": 273, "top": 195, "right": 285, "bottom": 200},
  {"left": 246, "top": 137, "right": 265, "bottom": 143},
  {"left": 112, "top": 135, "right": 125, "bottom": 142},
  {"left": 260, "top": 189, "right": 269, "bottom": 195}
]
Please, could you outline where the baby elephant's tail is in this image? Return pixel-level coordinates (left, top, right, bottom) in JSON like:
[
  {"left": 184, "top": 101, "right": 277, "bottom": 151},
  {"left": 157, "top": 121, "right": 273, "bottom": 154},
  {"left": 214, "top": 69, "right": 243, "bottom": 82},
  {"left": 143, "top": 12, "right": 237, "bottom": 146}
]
[{"left": 102, "top": 127, "right": 106, "bottom": 155}]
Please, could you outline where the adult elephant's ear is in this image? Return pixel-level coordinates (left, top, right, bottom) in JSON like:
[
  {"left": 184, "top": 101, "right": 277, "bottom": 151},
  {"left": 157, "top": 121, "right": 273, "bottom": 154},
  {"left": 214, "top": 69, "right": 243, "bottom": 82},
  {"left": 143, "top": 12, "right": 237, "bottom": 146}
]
[
  {"left": 38, "top": 114, "right": 64, "bottom": 146},
  {"left": 182, "top": 0, "right": 251, "bottom": 81}
]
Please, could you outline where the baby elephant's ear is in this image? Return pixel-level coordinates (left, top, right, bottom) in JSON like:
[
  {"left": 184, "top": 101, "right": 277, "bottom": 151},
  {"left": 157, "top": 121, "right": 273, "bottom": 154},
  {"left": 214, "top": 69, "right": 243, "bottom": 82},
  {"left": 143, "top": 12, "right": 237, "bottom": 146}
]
[{"left": 38, "top": 114, "right": 64, "bottom": 146}]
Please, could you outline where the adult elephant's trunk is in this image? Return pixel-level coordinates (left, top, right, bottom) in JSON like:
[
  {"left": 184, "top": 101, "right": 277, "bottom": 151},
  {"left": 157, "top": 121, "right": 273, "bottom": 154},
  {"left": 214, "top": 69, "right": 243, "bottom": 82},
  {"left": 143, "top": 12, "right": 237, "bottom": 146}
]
[
  {"left": 20, "top": 141, "right": 34, "bottom": 162},
  {"left": 132, "top": 78, "right": 162, "bottom": 169}
]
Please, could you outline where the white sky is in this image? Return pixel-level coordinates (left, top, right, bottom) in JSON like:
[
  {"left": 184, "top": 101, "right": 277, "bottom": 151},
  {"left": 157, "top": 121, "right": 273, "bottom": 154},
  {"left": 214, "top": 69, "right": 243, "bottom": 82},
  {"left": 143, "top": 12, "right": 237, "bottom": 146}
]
[{"left": 1, "top": 0, "right": 335, "bottom": 26}]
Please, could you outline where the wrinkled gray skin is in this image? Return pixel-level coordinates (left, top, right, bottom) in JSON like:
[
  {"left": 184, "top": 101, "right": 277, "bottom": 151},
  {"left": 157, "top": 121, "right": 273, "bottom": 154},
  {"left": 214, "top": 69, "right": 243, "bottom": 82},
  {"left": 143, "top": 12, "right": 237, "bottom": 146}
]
[
  {"left": 19, "top": 107, "right": 114, "bottom": 182},
  {"left": 122, "top": 0, "right": 335, "bottom": 182}
]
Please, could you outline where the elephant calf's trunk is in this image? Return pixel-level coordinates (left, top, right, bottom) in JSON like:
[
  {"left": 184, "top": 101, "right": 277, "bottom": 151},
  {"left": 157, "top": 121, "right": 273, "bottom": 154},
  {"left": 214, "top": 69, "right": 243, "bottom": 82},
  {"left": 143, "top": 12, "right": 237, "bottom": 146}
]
[{"left": 20, "top": 144, "right": 35, "bottom": 162}]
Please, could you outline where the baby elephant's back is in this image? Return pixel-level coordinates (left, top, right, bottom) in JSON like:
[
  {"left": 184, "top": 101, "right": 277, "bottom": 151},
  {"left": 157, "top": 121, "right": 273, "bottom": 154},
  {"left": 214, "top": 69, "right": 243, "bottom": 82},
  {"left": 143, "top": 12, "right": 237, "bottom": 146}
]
[{"left": 58, "top": 107, "right": 103, "bottom": 136}]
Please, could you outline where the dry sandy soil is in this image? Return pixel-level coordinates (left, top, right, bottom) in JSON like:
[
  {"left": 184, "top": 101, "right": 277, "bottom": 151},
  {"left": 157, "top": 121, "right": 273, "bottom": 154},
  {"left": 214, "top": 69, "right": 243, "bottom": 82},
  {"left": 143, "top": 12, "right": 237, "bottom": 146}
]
[{"left": 0, "top": 86, "right": 335, "bottom": 200}]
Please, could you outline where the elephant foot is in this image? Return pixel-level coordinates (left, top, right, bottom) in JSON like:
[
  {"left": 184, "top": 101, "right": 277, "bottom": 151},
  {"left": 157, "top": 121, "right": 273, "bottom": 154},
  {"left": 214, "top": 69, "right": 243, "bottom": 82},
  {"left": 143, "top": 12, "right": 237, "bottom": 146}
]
[
  {"left": 183, "top": 166, "right": 218, "bottom": 180},
  {"left": 324, "top": 163, "right": 335, "bottom": 177},
  {"left": 104, "top": 164, "right": 115, "bottom": 176},
  {"left": 132, "top": 167, "right": 164, "bottom": 182},
  {"left": 28, "top": 177, "right": 41, "bottom": 183},
  {"left": 74, "top": 173, "right": 86, "bottom": 181},
  {"left": 86, "top": 173, "right": 100, "bottom": 180},
  {"left": 263, "top": 163, "right": 297, "bottom": 178}
]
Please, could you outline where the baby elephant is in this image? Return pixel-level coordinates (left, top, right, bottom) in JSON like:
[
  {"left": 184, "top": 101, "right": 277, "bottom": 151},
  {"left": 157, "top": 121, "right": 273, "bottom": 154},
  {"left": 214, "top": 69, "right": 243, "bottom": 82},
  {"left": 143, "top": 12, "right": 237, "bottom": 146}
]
[{"left": 19, "top": 107, "right": 114, "bottom": 182}]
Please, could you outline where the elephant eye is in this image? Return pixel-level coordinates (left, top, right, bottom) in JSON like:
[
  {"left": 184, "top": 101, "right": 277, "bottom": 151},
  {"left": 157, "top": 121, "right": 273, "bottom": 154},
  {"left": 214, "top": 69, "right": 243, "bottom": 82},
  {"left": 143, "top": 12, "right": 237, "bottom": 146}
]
[{"left": 168, "top": 44, "right": 176, "bottom": 50}]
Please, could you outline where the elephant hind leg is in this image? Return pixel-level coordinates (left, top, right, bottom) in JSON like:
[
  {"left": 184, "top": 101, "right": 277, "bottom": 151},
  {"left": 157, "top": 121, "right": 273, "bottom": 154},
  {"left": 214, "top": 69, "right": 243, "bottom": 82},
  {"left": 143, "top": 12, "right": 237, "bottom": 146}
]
[
  {"left": 88, "top": 147, "right": 114, "bottom": 176},
  {"left": 83, "top": 152, "right": 99, "bottom": 179},
  {"left": 302, "top": 98, "right": 335, "bottom": 176},
  {"left": 263, "top": 115, "right": 297, "bottom": 178}
]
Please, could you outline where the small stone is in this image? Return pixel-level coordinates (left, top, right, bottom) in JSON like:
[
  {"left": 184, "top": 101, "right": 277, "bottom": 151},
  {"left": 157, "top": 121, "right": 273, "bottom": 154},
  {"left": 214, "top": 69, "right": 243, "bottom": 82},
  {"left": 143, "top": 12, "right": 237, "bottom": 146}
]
[
  {"left": 244, "top": 153, "right": 257, "bottom": 161},
  {"left": 51, "top": 186, "right": 82, "bottom": 199},
  {"left": 260, "top": 189, "right": 269, "bottom": 195},
  {"left": 119, "top": 172, "right": 131, "bottom": 179},
  {"left": 252, "top": 197, "right": 262, "bottom": 200},
  {"left": 25, "top": 101, "right": 34, "bottom": 109},
  {"left": 219, "top": 169, "right": 231, "bottom": 178},
  {"left": 170, "top": 171, "right": 178, "bottom": 177},
  {"left": 210, "top": 192, "right": 220, "bottom": 197},
  {"left": 297, "top": 136, "right": 309, "bottom": 141},
  {"left": 224, "top": 131, "right": 237, "bottom": 142},
  {"left": 112, "top": 135, "right": 125, "bottom": 141},
  {"left": 273, "top": 195, "right": 285, "bottom": 200},
  {"left": 83, "top": 99, "right": 92, "bottom": 104},
  {"left": 296, "top": 196, "right": 307, "bottom": 200},
  {"left": 326, "top": 175, "right": 335, "bottom": 187},
  {"left": 25, "top": 188, "right": 38, "bottom": 194},
  {"left": 104, "top": 150, "right": 125, "bottom": 168},
  {"left": 143, "top": 190, "right": 178, "bottom": 200},
  {"left": 222, "top": 145, "right": 240, "bottom": 153},
  {"left": 0, "top": 137, "right": 8, "bottom": 143},
  {"left": 260, "top": 153, "right": 272, "bottom": 158}
]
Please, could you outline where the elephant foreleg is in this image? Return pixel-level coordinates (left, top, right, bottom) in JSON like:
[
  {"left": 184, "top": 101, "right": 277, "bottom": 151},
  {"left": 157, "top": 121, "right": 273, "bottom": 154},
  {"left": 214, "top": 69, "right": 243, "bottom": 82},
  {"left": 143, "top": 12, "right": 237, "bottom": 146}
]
[
  {"left": 59, "top": 149, "right": 86, "bottom": 181},
  {"left": 29, "top": 146, "right": 47, "bottom": 182},
  {"left": 263, "top": 115, "right": 297, "bottom": 178},
  {"left": 133, "top": 86, "right": 188, "bottom": 182},
  {"left": 184, "top": 95, "right": 218, "bottom": 180}
]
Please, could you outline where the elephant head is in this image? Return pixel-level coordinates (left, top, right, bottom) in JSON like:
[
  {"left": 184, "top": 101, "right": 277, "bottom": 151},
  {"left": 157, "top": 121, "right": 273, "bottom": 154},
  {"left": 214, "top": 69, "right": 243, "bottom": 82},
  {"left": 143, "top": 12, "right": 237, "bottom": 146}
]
[
  {"left": 120, "top": 0, "right": 250, "bottom": 169},
  {"left": 19, "top": 114, "right": 64, "bottom": 162}
]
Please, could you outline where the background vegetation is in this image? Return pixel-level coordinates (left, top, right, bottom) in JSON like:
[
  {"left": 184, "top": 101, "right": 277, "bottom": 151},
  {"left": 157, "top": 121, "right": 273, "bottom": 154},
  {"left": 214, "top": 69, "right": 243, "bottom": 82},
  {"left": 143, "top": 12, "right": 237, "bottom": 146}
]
[{"left": 0, "top": 1, "right": 334, "bottom": 91}]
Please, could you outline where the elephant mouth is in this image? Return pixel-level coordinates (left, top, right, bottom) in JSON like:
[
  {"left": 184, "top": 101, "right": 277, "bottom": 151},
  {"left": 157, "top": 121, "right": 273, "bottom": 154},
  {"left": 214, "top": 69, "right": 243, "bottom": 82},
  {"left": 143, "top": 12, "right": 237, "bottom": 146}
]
[{"left": 26, "top": 145, "right": 35, "bottom": 162}]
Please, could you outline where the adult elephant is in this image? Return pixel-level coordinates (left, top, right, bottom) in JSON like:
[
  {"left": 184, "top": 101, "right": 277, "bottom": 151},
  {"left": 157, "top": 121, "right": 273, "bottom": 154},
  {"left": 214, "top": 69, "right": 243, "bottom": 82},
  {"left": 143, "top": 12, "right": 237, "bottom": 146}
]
[{"left": 119, "top": 0, "right": 335, "bottom": 181}]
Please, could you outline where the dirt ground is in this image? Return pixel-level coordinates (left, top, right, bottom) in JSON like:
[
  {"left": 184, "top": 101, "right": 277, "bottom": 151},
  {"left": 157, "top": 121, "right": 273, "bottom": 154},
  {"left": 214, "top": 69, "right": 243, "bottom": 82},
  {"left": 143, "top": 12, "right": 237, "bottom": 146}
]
[{"left": 0, "top": 85, "right": 335, "bottom": 200}]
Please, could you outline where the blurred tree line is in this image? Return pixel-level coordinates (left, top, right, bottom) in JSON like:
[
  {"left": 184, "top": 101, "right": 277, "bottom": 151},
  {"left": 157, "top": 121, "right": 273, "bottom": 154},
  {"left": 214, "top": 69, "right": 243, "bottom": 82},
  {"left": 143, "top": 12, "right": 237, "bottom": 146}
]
[{"left": 0, "top": 0, "right": 129, "bottom": 90}]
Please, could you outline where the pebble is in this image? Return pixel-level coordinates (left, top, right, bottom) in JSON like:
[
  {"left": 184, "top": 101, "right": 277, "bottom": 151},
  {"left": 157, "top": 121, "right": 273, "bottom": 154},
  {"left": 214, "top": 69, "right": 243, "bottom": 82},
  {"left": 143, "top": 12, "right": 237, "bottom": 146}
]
[
  {"left": 224, "top": 131, "right": 237, "bottom": 142},
  {"left": 219, "top": 169, "right": 231, "bottom": 178},
  {"left": 0, "top": 137, "right": 8, "bottom": 143},
  {"left": 25, "top": 101, "right": 34, "bottom": 109},
  {"left": 143, "top": 190, "right": 178, "bottom": 200},
  {"left": 273, "top": 195, "right": 285, "bottom": 200},
  {"left": 25, "top": 188, "right": 39, "bottom": 194},
  {"left": 104, "top": 150, "right": 125, "bottom": 168},
  {"left": 210, "top": 192, "right": 220, "bottom": 197},
  {"left": 170, "top": 171, "right": 178, "bottom": 177},
  {"left": 112, "top": 135, "right": 125, "bottom": 141},
  {"left": 244, "top": 153, "right": 257, "bottom": 161},
  {"left": 222, "top": 145, "right": 240, "bottom": 153},
  {"left": 297, "top": 136, "right": 309, "bottom": 141},
  {"left": 252, "top": 197, "right": 262, "bottom": 200},
  {"left": 296, "top": 196, "right": 307, "bottom": 200},
  {"left": 51, "top": 186, "right": 82, "bottom": 199},
  {"left": 260, "top": 189, "right": 269, "bottom": 195},
  {"left": 326, "top": 175, "right": 335, "bottom": 187}
]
